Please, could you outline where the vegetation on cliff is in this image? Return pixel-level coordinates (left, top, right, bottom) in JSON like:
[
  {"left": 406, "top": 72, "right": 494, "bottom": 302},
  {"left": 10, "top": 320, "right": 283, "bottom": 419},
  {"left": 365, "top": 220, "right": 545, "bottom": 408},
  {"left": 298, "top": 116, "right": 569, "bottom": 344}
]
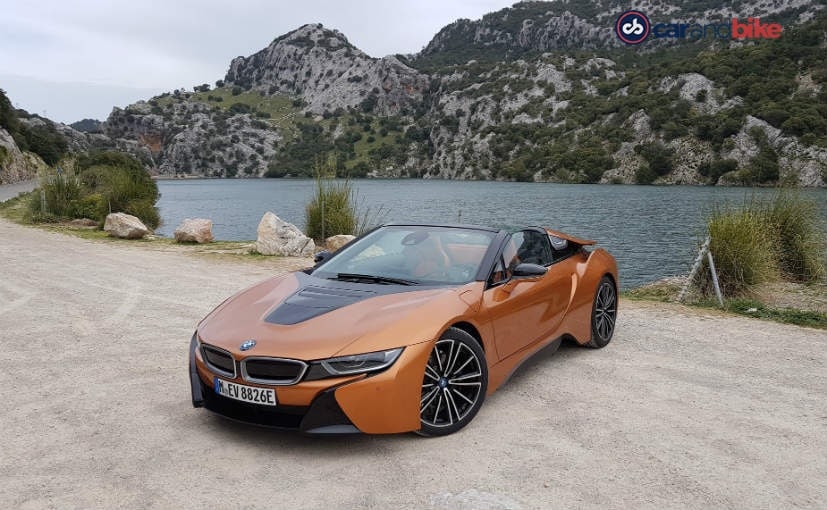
[{"left": 1, "top": 89, "right": 68, "bottom": 166}]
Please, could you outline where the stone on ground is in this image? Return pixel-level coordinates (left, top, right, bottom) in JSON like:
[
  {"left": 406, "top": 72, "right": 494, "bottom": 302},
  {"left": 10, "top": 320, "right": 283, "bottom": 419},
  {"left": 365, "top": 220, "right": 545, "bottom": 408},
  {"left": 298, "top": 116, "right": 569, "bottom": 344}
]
[{"left": 255, "top": 212, "right": 315, "bottom": 256}]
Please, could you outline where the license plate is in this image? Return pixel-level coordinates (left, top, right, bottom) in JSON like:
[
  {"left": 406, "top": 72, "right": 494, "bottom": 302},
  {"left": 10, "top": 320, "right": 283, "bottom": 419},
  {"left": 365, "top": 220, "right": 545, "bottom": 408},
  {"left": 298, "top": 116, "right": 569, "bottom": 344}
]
[{"left": 214, "top": 378, "right": 277, "bottom": 406}]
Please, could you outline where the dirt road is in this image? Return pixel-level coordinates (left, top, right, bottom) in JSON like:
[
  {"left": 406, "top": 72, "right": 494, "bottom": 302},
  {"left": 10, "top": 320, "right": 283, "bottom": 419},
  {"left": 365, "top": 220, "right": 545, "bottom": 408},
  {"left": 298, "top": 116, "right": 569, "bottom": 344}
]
[{"left": 0, "top": 218, "right": 824, "bottom": 509}]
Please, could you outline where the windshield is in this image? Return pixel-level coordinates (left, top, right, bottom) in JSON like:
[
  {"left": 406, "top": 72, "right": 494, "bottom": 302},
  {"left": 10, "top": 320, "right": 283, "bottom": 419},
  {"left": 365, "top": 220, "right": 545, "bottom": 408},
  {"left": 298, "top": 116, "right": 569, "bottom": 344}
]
[{"left": 312, "top": 226, "right": 495, "bottom": 286}]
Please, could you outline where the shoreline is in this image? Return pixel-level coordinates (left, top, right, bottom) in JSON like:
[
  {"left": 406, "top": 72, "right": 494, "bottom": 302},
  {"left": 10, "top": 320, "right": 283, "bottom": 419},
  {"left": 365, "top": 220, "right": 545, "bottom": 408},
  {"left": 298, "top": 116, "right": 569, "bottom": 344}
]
[
  {"left": 149, "top": 174, "right": 827, "bottom": 188},
  {"left": 1, "top": 214, "right": 823, "bottom": 329}
]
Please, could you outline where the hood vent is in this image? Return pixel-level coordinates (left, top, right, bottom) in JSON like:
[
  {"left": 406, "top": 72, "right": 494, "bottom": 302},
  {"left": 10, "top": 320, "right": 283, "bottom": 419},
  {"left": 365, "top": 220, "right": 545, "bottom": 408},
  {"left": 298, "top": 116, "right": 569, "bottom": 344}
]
[{"left": 265, "top": 285, "right": 376, "bottom": 325}]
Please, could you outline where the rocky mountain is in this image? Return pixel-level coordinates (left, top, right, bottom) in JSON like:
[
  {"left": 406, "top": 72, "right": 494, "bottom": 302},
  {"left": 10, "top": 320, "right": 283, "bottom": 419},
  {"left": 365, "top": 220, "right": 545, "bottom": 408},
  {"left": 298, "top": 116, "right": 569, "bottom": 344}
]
[
  {"left": 225, "top": 24, "right": 429, "bottom": 116},
  {"left": 84, "top": 1, "right": 827, "bottom": 186},
  {"left": 417, "top": 0, "right": 817, "bottom": 66}
]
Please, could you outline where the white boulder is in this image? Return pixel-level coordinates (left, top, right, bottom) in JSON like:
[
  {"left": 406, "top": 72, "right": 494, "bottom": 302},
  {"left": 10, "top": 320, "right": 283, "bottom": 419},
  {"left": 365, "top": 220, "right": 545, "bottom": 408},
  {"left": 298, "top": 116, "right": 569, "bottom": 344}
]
[
  {"left": 325, "top": 234, "right": 356, "bottom": 251},
  {"left": 255, "top": 212, "right": 315, "bottom": 257},
  {"left": 104, "top": 213, "right": 150, "bottom": 239},
  {"left": 174, "top": 218, "right": 213, "bottom": 244}
]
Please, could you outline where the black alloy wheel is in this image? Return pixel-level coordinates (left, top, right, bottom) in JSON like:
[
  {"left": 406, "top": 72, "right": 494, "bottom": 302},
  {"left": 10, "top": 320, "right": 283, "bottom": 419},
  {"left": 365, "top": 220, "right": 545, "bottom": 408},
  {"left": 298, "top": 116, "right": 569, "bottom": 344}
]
[
  {"left": 587, "top": 275, "right": 617, "bottom": 348},
  {"left": 418, "top": 327, "right": 488, "bottom": 436}
]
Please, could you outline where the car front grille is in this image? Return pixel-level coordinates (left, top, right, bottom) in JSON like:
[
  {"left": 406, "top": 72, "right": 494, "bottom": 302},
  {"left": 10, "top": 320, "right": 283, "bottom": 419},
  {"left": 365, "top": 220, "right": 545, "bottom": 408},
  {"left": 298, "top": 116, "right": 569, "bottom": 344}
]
[
  {"left": 200, "top": 342, "right": 307, "bottom": 385},
  {"left": 242, "top": 358, "right": 307, "bottom": 385},
  {"left": 201, "top": 344, "right": 235, "bottom": 377}
]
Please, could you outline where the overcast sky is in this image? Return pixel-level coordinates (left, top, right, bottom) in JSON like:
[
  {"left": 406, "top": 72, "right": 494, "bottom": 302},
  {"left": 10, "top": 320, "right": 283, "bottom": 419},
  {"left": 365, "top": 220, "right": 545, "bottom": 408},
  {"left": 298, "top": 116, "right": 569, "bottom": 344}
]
[{"left": 0, "top": 0, "right": 518, "bottom": 124}]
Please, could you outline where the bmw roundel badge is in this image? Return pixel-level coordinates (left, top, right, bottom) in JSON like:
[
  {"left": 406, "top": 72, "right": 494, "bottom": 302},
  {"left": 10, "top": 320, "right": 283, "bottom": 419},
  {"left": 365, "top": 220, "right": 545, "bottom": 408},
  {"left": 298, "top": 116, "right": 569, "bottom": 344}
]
[{"left": 240, "top": 339, "right": 256, "bottom": 351}]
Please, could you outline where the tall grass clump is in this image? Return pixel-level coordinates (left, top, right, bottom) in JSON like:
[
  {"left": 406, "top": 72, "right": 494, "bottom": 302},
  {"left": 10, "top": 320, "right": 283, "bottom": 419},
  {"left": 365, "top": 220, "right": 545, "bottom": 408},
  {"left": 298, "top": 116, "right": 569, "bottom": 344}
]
[
  {"left": 28, "top": 170, "right": 84, "bottom": 222},
  {"left": 305, "top": 156, "right": 356, "bottom": 242},
  {"left": 303, "top": 155, "right": 388, "bottom": 242},
  {"left": 702, "top": 191, "right": 826, "bottom": 297},
  {"left": 704, "top": 205, "right": 779, "bottom": 296},
  {"left": 762, "top": 191, "right": 826, "bottom": 282}
]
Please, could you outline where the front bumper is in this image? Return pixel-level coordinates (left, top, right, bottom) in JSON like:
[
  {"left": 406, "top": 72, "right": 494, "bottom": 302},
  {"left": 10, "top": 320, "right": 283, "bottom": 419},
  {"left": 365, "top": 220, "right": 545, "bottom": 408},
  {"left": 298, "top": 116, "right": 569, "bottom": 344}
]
[{"left": 188, "top": 334, "right": 432, "bottom": 434}]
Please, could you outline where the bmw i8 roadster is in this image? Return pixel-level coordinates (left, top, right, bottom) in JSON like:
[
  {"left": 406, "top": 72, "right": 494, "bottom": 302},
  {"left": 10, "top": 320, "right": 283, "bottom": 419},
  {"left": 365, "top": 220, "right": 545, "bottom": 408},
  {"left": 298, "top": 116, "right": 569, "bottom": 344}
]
[{"left": 189, "top": 223, "right": 618, "bottom": 436}]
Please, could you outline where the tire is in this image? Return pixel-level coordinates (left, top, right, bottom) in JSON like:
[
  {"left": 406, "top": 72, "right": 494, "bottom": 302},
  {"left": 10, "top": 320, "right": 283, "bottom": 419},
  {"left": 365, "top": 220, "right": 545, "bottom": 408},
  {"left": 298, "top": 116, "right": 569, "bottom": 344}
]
[
  {"left": 418, "top": 327, "right": 488, "bottom": 436},
  {"left": 586, "top": 276, "right": 617, "bottom": 349}
]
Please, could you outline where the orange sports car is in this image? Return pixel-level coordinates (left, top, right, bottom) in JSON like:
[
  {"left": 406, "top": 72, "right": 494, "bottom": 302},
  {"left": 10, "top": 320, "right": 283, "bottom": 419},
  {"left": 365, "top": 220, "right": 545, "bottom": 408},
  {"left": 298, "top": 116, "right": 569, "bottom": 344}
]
[{"left": 189, "top": 223, "right": 618, "bottom": 435}]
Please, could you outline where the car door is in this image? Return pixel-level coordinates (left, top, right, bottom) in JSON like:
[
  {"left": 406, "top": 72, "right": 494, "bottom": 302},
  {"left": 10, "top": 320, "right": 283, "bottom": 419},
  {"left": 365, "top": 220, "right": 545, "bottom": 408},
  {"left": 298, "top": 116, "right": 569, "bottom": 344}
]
[{"left": 482, "top": 229, "right": 573, "bottom": 360}]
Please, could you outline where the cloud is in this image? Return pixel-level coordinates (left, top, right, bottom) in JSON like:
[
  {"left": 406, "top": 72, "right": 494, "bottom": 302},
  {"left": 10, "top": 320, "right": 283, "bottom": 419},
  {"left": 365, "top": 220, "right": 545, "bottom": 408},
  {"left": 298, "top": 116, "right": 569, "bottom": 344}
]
[
  {"left": 0, "top": 74, "right": 166, "bottom": 122},
  {"left": 0, "top": 0, "right": 515, "bottom": 122}
]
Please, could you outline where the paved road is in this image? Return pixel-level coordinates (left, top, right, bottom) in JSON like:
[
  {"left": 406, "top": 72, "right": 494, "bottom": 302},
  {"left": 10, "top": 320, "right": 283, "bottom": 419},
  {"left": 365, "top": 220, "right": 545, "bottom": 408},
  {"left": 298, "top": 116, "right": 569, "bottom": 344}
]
[
  {"left": 0, "top": 218, "right": 824, "bottom": 509},
  {"left": 0, "top": 179, "right": 36, "bottom": 202}
]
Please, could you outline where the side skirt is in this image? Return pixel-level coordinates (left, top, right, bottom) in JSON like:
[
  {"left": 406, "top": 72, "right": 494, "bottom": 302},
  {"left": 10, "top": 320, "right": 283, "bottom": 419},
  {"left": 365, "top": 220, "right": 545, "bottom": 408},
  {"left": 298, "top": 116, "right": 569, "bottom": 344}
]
[{"left": 487, "top": 334, "right": 566, "bottom": 393}]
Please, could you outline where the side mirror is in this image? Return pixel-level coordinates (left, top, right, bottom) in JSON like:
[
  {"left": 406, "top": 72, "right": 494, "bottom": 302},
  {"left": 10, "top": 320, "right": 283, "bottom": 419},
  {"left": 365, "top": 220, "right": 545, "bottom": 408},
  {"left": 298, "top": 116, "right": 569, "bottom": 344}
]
[
  {"left": 512, "top": 262, "right": 547, "bottom": 278},
  {"left": 314, "top": 250, "right": 333, "bottom": 264}
]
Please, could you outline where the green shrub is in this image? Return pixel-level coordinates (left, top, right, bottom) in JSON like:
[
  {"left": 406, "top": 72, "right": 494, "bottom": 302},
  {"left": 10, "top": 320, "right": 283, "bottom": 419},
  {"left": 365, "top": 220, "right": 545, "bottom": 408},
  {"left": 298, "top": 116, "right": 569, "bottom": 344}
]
[
  {"left": 25, "top": 151, "right": 159, "bottom": 227},
  {"left": 744, "top": 147, "right": 780, "bottom": 183},
  {"left": 75, "top": 152, "right": 159, "bottom": 227},
  {"left": 698, "top": 159, "right": 738, "bottom": 184},
  {"left": 124, "top": 199, "right": 161, "bottom": 229},
  {"left": 634, "top": 142, "right": 674, "bottom": 177},
  {"left": 105, "top": 168, "right": 157, "bottom": 213},
  {"left": 635, "top": 165, "right": 657, "bottom": 184},
  {"left": 762, "top": 191, "right": 826, "bottom": 282},
  {"left": 704, "top": 205, "right": 779, "bottom": 296},
  {"left": 68, "top": 193, "right": 106, "bottom": 220}
]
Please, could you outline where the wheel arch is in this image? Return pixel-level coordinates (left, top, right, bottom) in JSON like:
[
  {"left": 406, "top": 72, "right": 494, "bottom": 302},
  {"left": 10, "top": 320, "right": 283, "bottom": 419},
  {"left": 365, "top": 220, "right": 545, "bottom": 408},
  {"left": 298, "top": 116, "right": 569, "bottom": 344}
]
[
  {"left": 602, "top": 271, "right": 618, "bottom": 295},
  {"left": 565, "top": 248, "right": 619, "bottom": 344},
  {"left": 449, "top": 321, "right": 485, "bottom": 352}
]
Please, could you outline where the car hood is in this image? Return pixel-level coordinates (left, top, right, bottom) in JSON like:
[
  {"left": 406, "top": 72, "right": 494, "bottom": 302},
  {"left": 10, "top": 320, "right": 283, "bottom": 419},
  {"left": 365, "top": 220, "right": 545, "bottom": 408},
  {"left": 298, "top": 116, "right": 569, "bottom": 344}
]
[{"left": 197, "top": 272, "right": 469, "bottom": 361}]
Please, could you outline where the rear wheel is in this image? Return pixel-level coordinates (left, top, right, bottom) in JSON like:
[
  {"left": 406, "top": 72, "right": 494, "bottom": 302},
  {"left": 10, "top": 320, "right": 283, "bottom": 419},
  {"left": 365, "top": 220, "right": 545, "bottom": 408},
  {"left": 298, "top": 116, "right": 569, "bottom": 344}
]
[
  {"left": 418, "top": 327, "right": 487, "bottom": 436},
  {"left": 586, "top": 276, "right": 617, "bottom": 348}
]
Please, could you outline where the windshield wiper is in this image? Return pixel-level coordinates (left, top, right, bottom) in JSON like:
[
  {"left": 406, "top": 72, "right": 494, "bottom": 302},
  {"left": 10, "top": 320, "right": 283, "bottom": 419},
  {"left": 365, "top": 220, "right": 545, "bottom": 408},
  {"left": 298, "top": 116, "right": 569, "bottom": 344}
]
[{"left": 333, "top": 273, "right": 418, "bottom": 286}]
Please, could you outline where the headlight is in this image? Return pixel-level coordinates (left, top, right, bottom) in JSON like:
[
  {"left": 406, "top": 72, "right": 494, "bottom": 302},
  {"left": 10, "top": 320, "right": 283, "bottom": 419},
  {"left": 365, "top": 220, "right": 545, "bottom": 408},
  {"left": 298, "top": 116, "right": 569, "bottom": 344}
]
[{"left": 306, "top": 348, "right": 404, "bottom": 379}]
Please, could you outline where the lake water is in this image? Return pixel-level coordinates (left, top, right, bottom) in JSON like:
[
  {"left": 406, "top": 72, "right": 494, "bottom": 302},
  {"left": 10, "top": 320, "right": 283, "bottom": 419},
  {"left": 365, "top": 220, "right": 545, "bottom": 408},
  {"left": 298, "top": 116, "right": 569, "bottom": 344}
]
[{"left": 156, "top": 179, "right": 827, "bottom": 288}]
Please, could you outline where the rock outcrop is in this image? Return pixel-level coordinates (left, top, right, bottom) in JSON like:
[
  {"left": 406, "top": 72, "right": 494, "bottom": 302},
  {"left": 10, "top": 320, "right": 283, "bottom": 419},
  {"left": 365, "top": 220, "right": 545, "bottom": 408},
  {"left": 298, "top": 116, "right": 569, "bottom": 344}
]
[
  {"left": 174, "top": 218, "right": 214, "bottom": 243},
  {"left": 225, "top": 24, "right": 429, "bottom": 116},
  {"left": 0, "top": 127, "right": 45, "bottom": 184},
  {"left": 103, "top": 99, "right": 280, "bottom": 177},
  {"left": 104, "top": 213, "right": 151, "bottom": 239},
  {"left": 255, "top": 212, "right": 315, "bottom": 257}
]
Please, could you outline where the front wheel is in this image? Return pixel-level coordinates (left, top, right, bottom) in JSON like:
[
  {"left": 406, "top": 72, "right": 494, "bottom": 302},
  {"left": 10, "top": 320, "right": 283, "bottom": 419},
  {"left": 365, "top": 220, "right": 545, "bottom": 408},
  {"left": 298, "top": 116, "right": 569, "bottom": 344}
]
[
  {"left": 418, "top": 327, "right": 488, "bottom": 436},
  {"left": 586, "top": 276, "right": 617, "bottom": 348}
]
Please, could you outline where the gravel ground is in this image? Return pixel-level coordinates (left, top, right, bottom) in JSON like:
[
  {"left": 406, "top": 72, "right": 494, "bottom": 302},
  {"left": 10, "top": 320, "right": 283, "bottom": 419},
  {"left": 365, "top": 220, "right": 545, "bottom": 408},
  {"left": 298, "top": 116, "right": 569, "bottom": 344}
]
[{"left": 0, "top": 218, "right": 824, "bottom": 510}]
